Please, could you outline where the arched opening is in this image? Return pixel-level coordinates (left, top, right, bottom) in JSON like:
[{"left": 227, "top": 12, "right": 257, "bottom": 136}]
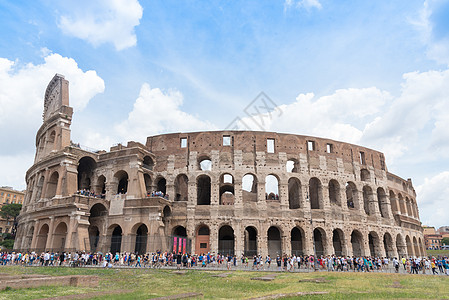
[
  {"left": 175, "top": 174, "right": 188, "bottom": 201},
  {"left": 143, "top": 156, "right": 154, "bottom": 170},
  {"left": 156, "top": 177, "right": 167, "bottom": 195},
  {"left": 77, "top": 157, "right": 96, "bottom": 191},
  {"left": 115, "top": 171, "right": 128, "bottom": 194},
  {"left": 242, "top": 173, "right": 258, "bottom": 203},
  {"left": 52, "top": 222, "right": 67, "bottom": 250},
  {"left": 406, "top": 235, "right": 413, "bottom": 257},
  {"left": 396, "top": 234, "right": 407, "bottom": 257},
  {"left": 351, "top": 230, "right": 363, "bottom": 257},
  {"left": 291, "top": 227, "right": 304, "bottom": 256},
  {"left": 328, "top": 179, "right": 340, "bottom": 206},
  {"left": 197, "top": 175, "right": 211, "bottom": 205},
  {"left": 368, "top": 232, "right": 380, "bottom": 257},
  {"left": 144, "top": 174, "right": 152, "bottom": 195},
  {"left": 398, "top": 194, "right": 406, "bottom": 215},
  {"left": 199, "top": 157, "right": 212, "bottom": 171},
  {"left": 268, "top": 226, "right": 282, "bottom": 257},
  {"left": 45, "top": 171, "right": 59, "bottom": 199},
  {"left": 360, "top": 169, "right": 370, "bottom": 181},
  {"left": 36, "top": 224, "right": 49, "bottom": 251},
  {"left": 110, "top": 225, "right": 122, "bottom": 254},
  {"left": 219, "top": 174, "right": 234, "bottom": 205},
  {"left": 48, "top": 130, "right": 56, "bottom": 151},
  {"left": 413, "top": 236, "right": 420, "bottom": 257},
  {"left": 363, "top": 186, "right": 372, "bottom": 215},
  {"left": 265, "top": 174, "right": 279, "bottom": 200},
  {"left": 95, "top": 175, "right": 106, "bottom": 196},
  {"left": 244, "top": 226, "right": 258, "bottom": 256},
  {"left": 218, "top": 225, "right": 234, "bottom": 255},
  {"left": 135, "top": 224, "right": 148, "bottom": 255},
  {"left": 332, "top": 229, "right": 344, "bottom": 256},
  {"left": 173, "top": 226, "right": 187, "bottom": 237},
  {"left": 313, "top": 228, "right": 325, "bottom": 257},
  {"left": 406, "top": 198, "right": 412, "bottom": 217},
  {"left": 162, "top": 206, "right": 171, "bottom": 223},
  {"left": 309, "top": 177, "right": 322, "bottom": 209},
  {"left": 346, "top": 182, "right": 358, "bottom": 209},
  {"left": 377, "top": 187, "right": 387, "bottom": 217},
  {"left": 288, "top": 178, "right": 301, "bottom": 209},
  {"left": 286, "top": 159, "right": 299, "bottom": 173},
  {"left": 88, "top": 226, "right": 100, "bottom": 252},
  {"left": 389, "top": 190, "right": 398, "bottom": 214},
  {"left": 383, "top": 233, "right": 394, "bottom": 258},
  {"left": 172, "top": 226, "right": 187, "bottom": 254},
  {"left": 35, "top": 176, "right": 45, "bottom": 201},
  {"left": 195, "top": 225, "right": 210, "bottom": 254}
]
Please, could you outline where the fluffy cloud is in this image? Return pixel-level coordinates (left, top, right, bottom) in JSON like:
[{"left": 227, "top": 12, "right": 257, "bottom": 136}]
[
  {"left": 116, "top": 83, "right": 215, "bottom": 143},
  {"left": 416, "top": 171, "right": 449, "bottom": 228},
  {"left": 285, "top": 0, "right": 322, "bottom": 11},
  {"left": 0, "top": 52, "right": 104, "bottom": 188},
  {"left": 58, "top": 0, "right": 143, "bottom": 50}
]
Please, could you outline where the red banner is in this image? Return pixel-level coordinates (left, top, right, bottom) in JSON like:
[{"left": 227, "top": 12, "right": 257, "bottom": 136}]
[
  {"left": 183, "top": 239, "right": 187, "bottom": 254},
  {"left": 173, "top": 237, "right": 177, "bottom": 252}
]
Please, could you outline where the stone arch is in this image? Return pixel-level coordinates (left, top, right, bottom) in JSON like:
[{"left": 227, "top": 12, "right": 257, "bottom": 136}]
[
  {"left": 360, "top": 168, "right": 370, "bottom": 181},
  {"left": 219, "top": 173, "right": 234, "bottom": 205},
  {"left": 36, "top": 223, "right": 49, "bottom": 251},
  {"left": 291, "top": 227, "right": 305, "bottom": 256},
  {"left": 48, "top": 130, "right": 56, "bottom": 151},
  {"left": 218, "top": 225, "right": 235, "bottom": 255},
  {"left": 144, "top": 174, "right": 152, "bottom": 195},
  {"left": 362, "top": 185, "right": 373, "bottom": 215},
  {"left": 45, "top": 171, "right": 59, "bottom": 199},
  {"left": 413, "top": 236, "right": 420, "bottom": 257},
  {"left": 377, "top": 187, "right": 388, "bottom": 217},
  {"left": 134, "top": 224, "right": 148, "bottom": 254},
  {"left": 95, "top": 175, "right": 106, "bottom": 196},
  {"left": 109, "top": 224, "right": 123, "bottom": 254},
  {"left": 313, "top": 227, "right": 326, "bottom": 257},
  {"left": 265, "top": 174, "right": 280, "bottom": 201},
  {"left": 155, "top": 176, "right": 167, "bottom": 195},
  {"left": 175, "top": 174, "right": 188, "bottom": 201},
  {"left": 286, "top": 159, "right": 299, "bottom": 173},
  {"left": 418, "top": 237, "right": 424, "bottom": 256},
  {"left": 142, "top": 155, "right": 154, "bottom": 170},
  {"left": 309, "top": 177, "right": 322, "bottom": 209},
  {"left": 88, "top": 203, "right": 107, "bottom": 251},
  {"left": 328, "top": 179, "right": 341, "bottom": 206},
  {"left": 51, "top": 222, "right": 67, "bottom": 250},
  {"left": 242, "top": 173, "right": 258, "bottom": 203},
  {"left": 35, "top": 175, "right": 45, "bottom": 201},
  {"left": 267, "top": 226, "right": 282, "bottom": 257},
  {"left": 368, "top": 231, "right": 381, "bottom": 257},
  {"left": 406, "top": 197, "right": 413, "bottom": 217},
  {"left": 396, "top": 234, "right": 407, "bottom": 257},
  {"left": 332, "top": 228, "right": 345, "bottom": 256},
  {"left": 197, "top": 175, "right": 211, "bottom": 205},
  {"left": 405, "top": 235, "right": 413, "bottom": 257},
  {"left": 195, "top": 224, "right": 210, "bottom": 254},
  {"left": 173, "top": 225, "right": 187, "bottom": 237},
  {"left": 398, "top": 193, "right": 406, "bottom": 215},
  {"left": 389, "top": 190, "right": 398, "bottom": 213},
  {"left": 244, "top": 226, "right": 258, "bottom": 256},
  {"left": 288, "top": 177, "right": 301, "bottom": 209},
  {"left": 383, "top": 232, "right": 394, "bottom": 258},
  {"left": 114, "top": 170, "right": 129, "bottom": 194},
  {"left": 351, "top": 230, "right": 364, "bottom": 257},
  {"left": 198, "top": 156, "right": 212, "bottom": 171},
  {"left": 88, "top": 225, "right": 100, "bottom": 252},
  {"left": 77, "top": 156, "right": 97, "bottom": 190},
  {"left": 346, "top": 181, "right": 358, "bottom": 209}
]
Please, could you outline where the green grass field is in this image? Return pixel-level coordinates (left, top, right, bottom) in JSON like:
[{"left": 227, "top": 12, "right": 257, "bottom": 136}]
[
  {"left": 0, "top": 266, "right": 448, "bottom": 299},
  {"left": 426, "top": 249, "right": 449, "bottom": 257}
]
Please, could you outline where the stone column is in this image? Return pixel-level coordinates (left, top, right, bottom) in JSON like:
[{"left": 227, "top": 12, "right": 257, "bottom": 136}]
[
  {"left": 55, "top": 167, "right": 64, "bottom": 198},
  {"left": 45, "top": 217, "right": 55, "bottom": 250},
  {"left": 279, "top": 181, "right": 289, "bottom": 210},
  {"left": 30, "top": 223, "right": 40, "bottom": 249},
  {"left": 234, "top": 221, "right": 243, "bottom": 256},
  {"left": 211, "top": 176, "right": 219, "bottom": 206},
  {"left": 209, "top": 223, "right": 218, "bottom": 255},
  {"left": 321, "top": 181, "right": 330, "bottom": 210},
  {"left": 65, "top": 215, "right": 76, "bottom": 251}
]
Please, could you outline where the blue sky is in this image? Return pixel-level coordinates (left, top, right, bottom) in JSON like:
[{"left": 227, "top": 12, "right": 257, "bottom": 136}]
[{"left": 1, "top": 0, "right": 449, "bottom": 227}]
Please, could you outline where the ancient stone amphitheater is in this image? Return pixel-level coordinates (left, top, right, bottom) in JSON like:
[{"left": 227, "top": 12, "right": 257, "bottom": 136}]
[{"left": 15, "top": 74, "right": 425, "bottom": 258}]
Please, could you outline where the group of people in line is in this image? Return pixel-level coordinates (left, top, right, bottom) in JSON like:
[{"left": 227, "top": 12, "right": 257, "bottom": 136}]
[
  {"left": 1, "top": 250, "right": 448, "bottom": 276},
  {"left": 75, "top": 189, "right": 105, "bottom": 199},
  {"left": 146, "top": 191, "right": 169, "bottom": 200}
]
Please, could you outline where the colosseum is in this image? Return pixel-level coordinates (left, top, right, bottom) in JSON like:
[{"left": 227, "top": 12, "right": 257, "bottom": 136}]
[{"left": 15, "top": 74, "right": 425, "bottom": 258}]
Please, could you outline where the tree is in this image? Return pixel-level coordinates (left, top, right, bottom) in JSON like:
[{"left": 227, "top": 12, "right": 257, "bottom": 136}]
[
  {"left": 0, "top": 203, "right": 22, "bottom": 236},
  {"left": 442, "top": 237, "right": 449, "bottom": 246}
]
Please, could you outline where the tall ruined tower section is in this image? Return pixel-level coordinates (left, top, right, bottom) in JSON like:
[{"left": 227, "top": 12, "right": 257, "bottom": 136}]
[{"left": 35, "top": 74, "right": 72, "bottom": 162}]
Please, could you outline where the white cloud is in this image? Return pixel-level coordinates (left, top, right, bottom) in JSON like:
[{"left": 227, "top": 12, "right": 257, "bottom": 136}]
[
  {"left": 285, "top": 0, "right": 322, "bottom": 11},
  {"left": 416, "top": 171, "right": 449, "bottom": 228},
  {"left": 58, "top": 0, "right": 143, "bottom": 50},
  {"left": 116, "top": 83, "right": 215, "bottom": 143},
  {"left": 0, "top": 53, "right": 104, "bottom": 188}
]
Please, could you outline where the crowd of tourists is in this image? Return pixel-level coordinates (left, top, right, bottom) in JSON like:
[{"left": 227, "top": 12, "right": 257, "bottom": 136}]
[
  {"left": 75, "top": 189, "right": 105, "bottom": 199},
  {"left": 146, "top": 191, "right": 169, "bottom": 200},
  {"left": 1, "top": 251, "right": 448, "bottom": 275}
]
